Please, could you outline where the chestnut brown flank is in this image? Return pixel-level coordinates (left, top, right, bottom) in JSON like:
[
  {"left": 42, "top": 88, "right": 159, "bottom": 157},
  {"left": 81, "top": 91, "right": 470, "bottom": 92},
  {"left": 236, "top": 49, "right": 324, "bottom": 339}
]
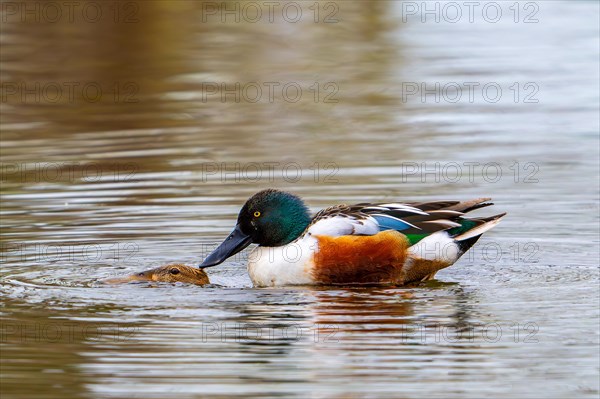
[{"left": 312, "top": 230, "right": 410, "bottom": 284}]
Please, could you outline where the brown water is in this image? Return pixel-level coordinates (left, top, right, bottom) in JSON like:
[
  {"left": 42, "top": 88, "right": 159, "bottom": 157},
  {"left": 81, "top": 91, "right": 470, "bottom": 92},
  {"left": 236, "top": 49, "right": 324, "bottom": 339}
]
[{"left": 1, "top": 1, "right": 599, "bottom": 398}]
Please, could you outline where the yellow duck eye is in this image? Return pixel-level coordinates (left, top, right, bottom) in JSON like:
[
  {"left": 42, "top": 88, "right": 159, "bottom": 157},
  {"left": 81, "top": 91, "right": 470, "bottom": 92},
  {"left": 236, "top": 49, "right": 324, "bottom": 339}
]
[{"left": 254, "top": 211, "right": 261, "bottom": 218}]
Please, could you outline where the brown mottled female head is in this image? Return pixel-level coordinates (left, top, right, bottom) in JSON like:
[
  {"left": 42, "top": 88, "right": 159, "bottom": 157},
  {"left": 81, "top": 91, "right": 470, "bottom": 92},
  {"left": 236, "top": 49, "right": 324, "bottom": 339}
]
[{"left": 103, "top": 264, "right": 209, "bottom": 286}]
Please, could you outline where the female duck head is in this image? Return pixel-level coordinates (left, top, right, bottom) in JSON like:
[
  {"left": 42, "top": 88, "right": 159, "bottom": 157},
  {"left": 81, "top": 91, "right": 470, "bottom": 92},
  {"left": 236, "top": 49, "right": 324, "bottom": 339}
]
[
  {"left": 103, "top": 264, "right": 209, "bottom": 285},
  {"left": 200, "top": 189, "right": 311, "bottom": 268}
]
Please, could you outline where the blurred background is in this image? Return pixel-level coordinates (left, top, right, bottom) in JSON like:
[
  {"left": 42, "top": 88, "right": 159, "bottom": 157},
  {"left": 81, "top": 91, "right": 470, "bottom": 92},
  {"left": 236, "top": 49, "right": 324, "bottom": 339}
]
[{"left": 1, "top": 1, "right": 599, "bottom": 398}]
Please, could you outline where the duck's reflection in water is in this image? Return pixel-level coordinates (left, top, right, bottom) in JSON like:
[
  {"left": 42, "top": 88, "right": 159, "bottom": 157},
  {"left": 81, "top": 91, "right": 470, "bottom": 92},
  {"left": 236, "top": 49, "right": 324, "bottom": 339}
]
[{"left": 224, "top": 282, "right": 478, "bottom": 353}]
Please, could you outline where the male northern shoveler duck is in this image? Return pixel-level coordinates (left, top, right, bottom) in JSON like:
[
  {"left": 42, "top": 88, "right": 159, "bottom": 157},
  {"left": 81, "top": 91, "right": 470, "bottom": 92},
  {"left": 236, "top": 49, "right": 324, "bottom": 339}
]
[
  {"left": 104, "top": 264, "right": 210, "bottom": 286},
  {"left": 200, "top": 189, "right": 505, "bottom": 287}
]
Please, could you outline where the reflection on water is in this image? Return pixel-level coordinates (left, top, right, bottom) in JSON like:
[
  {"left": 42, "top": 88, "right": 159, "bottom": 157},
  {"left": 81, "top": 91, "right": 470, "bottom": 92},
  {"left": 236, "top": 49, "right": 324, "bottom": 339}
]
[{"left": 1, "top": 1, "right": 599, "bottom": 398}]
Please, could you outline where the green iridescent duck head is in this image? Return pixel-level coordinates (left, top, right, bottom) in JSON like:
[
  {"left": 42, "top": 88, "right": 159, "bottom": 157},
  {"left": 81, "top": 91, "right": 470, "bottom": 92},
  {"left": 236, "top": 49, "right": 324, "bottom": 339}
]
[{"left": 200, "top": 189, "right": 311, "bottom": 268}]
